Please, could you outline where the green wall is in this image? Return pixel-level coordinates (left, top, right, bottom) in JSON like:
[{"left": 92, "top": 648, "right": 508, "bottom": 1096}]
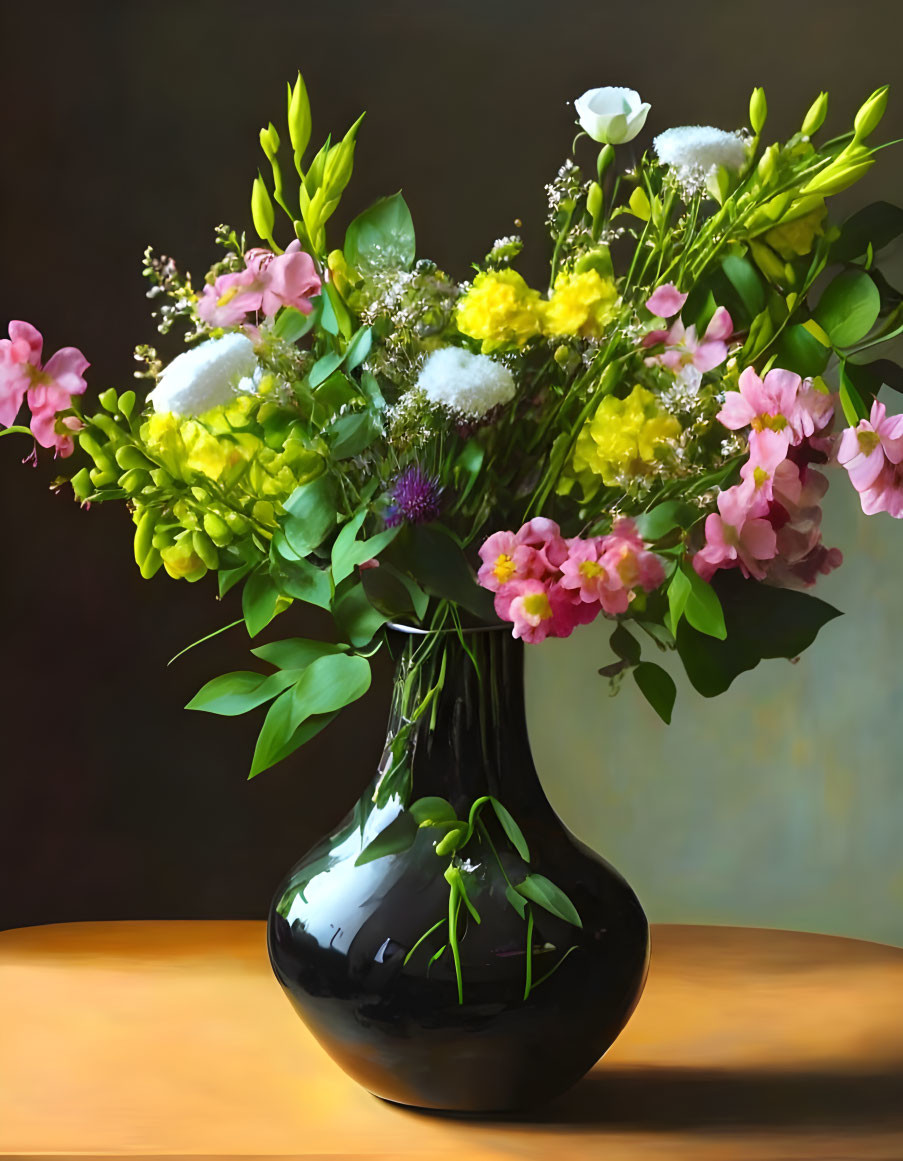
[{"left": 527, "top": 475, "right": 903, "bottom": 947}]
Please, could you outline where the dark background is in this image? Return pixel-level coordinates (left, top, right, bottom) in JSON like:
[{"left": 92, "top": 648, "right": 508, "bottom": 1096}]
[{"left": 2, "top": 0, "right": 902, "bottom": 931}]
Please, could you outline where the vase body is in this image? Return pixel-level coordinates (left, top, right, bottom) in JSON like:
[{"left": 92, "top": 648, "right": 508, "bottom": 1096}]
[{"left": 267, "top": 628, "right": 649, "bottom": 1112}]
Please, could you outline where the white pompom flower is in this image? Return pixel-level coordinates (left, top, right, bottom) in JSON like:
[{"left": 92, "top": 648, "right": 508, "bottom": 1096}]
[
  {"left": 149, "top": 333, "right": 258, "bottom": 416},
  {"left": 416, "top": 347, "right": 516, "bottom": 418},
  {"left": 574, "top": 87, "right": 650, "bottom": 146},
  {"left": 653, "top": 126, "right": 749, "bottom": 194}
]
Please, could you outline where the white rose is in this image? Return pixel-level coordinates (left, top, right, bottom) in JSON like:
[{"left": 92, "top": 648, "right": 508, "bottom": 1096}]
[
  {"left": 149, "top": 333, "right": 258, "bottom": 416},
  {"left": 574, "top": 87, "right": 651, "bottom": 146},
  {"left": 417, "top": 347, "right": 515, "bottom": 418}
]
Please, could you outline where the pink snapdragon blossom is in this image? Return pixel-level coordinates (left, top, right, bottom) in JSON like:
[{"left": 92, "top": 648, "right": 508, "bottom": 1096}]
[
  {"left": 718, "top": 366, "right": 831, "bottom": 448},
  {"left": 0, "top": 321, "right": 89, "bottom": 456},
  {"left": 643, "top": 307, "right": 733, "bottom": 391},
  {"left": 739, "top": 428, "right": 802, "bottom": 508},
  {"left": 836, "top": 400, "right": 903, "bottom": 493},
  {"left": 600, "top": 517, "right": 666, "bottom": 592},
  {"left": 197, "top": 241, "right": 321, "bottom": 327},
  {"left": 645, "top": 283, "right": 688, "bottom": 318},
  {"left": 693, "top": 486, "right": 778, "bottom": 582},
  {"left": 514, "top": 517, "right": 569, "bottom": 569},
  {"left": 477, "top": 529, "right": 546, "bottom": 592}
]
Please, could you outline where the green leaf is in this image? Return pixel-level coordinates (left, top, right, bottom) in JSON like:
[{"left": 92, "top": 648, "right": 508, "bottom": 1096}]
[
  {"left": 186, "top": 668, "right": 299, "bottom": 716},
  {"left": 281, "top": 475, "right": 337, "bottom": 554},
  {"left": 409, "top": 796, "right": 458, "bottom": 827},
  {"left": 242, "top": 572, "right": 282, "bottom": 637},
  {"left": 343, "top": 326, "right": 373, "bottom": 372},
  {"left": 489, "top": 797, "right": 530, "bottom": 862},
  {"left": 667, "top": 566, "right": 692, "bottom": 636},
  {"left": 250, "top": 637, "right": 347, "bottom": 670},
  {"left": 838, "top": 362, "right": 870, "bottom": 425},
  {"left": 328, "top": 410, "right": 382, "bottom": 459},
  {"left": 289, "top": 652, "right": 372, "bottom": 732},
  {"left": 218, "top": 562, "right": 253, "bottom": 598},
  {"left": 775, "top": 324, "right": 831, "bottom": 378},
  {"left": 249, "top": 688, "right": 338, "bottom": 778},
  {"left": 309, "top": 351, "right": 344, "bottom": 389},
  {"left": 354, "top": 810, "right": 418, "bottom": 866},
  {"left": 681, "top": 564, "right": 727, "bottom": 640},
  {"left": 270, "top": 554, "right": 332, "bottom": 609},
  {"left": 386, "top": 524, "right": 495, "bottom": 621},
  {"left": 334, "top": 582, "right": 392, "bottom": 647},
  {"left": 505, "top": 884, "right": 528, "bottom": 919},
  {"left": 610, "top": 624, "right": 641, "bottom": 666},
  {"left": 814, "top": 270, "right": 881, "bottom": 348},
  {"left": 344, "top": 192, "right": 416, "bottom": 273},
  {"left": 515, "top": 874, "right": 582, "bottom": 928},
  {"left": 274, "top": 305, "right": 316, "bottom": 343},
  {"left": 633, "top": 500, "right": 699, "bottom": 541},
  {"left": 633, "top": 662, "right": 677, "bottom": 724},
  {"left": 722, "top": 255, "right": 766, "bottom": 316},
  {"left": 361, "top": 563, "right": 428, "bottom": 621},
  {"left": 360, "top": 370, "right": 386, "bottom": 411},
  {"left": 832, "top": 201, "right": 903, "bottom": 263},
  {"left": 675, "top": 573, "right": 841, "bottom": 697},
  {"left": 332, "top": 515, "right": 399, "bottom": 586}
]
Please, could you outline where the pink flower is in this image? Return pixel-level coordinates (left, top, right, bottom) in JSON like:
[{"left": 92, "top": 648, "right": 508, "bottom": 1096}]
[
  {"left": 598, "top": 518, "right": 666, "bottom": 592},
  {"left": 197, "top": 241, "right": 321, "bottom": 328},
  {"left": 717, "top": 366, "right": 827, "bottom": 448},
  {"left": 0, "top": 321, "right": 89, "bottom": 456},
  {"left": 693, "top": 486, "right": 778, "bottom": 582},
  {"left": 559, "top": 537, "right": 630, "bottom": 614},
  {"left": 514, "top": 517, "right": 569, "bottom": 569},
  {"left": 477, "top": 529, "right": 546, "bottom": 592},
  {"left": 646, "top": 283, "right": 688, "bottom": 318},
  {"left": 740, "top": 429, "right": 801, "bottom": 508},
  {"left": 502, "top": 579, "right": 594, "bottom": 643},
  {"left": 836, "top": 400, "right": 903, "bottom": 495},
  {"left": 643, "top": 307, "right": 733, "bottom": 391}
]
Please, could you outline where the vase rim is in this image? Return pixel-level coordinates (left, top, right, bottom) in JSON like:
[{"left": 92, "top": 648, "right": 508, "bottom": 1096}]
[{"left": 387, "top": 621, "right": 510, "bottom": 637}]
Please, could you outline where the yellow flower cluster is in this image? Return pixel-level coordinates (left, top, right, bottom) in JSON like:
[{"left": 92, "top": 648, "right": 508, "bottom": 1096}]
[
  {"left": 571, "top": 385, "right": 681, "bottom": 490},
  {"left": 455, "top": 269, "right": 544, "bottom": 352},
  {"left": 455, "top": 267, "right": 621, "bottom": 350},
  {"left": 543, "top": 269, "right": 620, "bottom": 340}
]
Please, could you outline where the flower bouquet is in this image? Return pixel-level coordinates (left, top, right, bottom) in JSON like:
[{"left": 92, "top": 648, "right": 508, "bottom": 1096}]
[{"left": 4, "top": 75, "right": 902, "bottom": 1111}]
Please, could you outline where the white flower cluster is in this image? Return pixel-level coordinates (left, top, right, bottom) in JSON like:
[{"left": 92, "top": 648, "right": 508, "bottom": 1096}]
[
  {"left": 416, "top": 347, "right": 516, "bottom": 418},
  {"left": 149, "top": 333, "right": 257, "bottom": 416},
  {"left": 653, "top": 126, "right": 749, "bottom": 195}
]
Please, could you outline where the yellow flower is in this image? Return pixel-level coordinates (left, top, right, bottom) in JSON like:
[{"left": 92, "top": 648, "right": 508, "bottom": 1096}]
[
  {"left": 571, "top": 384, "right": 681, "bottom": 490},
  {"left": 763, "top": 202, "right": 827, "bottom": 260},
  {"left": 455, "top": 269, "right": 544, "bottom": 351},
  {"left": 160, "top": 538, "right": 206, "bottom": 581},
  {"left": 543, "top": 269, "right": 620, "bottom": 339}
]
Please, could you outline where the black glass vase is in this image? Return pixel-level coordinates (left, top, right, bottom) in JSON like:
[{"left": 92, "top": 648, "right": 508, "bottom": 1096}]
[{"left": 267, "top": 627, "right": 649, "bottom": 1112}]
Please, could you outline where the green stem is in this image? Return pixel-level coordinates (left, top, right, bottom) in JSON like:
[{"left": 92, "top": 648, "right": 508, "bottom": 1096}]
[
  {"left": 0, "top": 425, "right": 34, "bottom": 439},
  {"left": 523, "top": 905, "right": 535, "bottom": 1001},
  {"left": 448, "top": 887, "right": 464, "bottom": 1005},
  {"left": 403, "top": 918, "right": 447, "bottom": 966}
]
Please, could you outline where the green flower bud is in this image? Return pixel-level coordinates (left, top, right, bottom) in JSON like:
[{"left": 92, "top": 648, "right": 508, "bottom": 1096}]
[
  {"left": 801, "top": 91, "right": 828, "bottom": 137},
  {"left": 203, "top": 511, "right": 233, "bottom": 547},
  {"left": 756, "top": 143, "right": 779, "bottom": 183},
  {"left": 586, "top": 180, "right": 603, "bottom": 224},
  {"left": 192, "top": 530, "right": 219, "bottom": 570},
  {"left": 287, "top": 72, "right": 312, "bottom": 161},
  {"left": 259, "top": 122, "right": 280, "bottom": 161},
  {"left": 800, "top": 145, "right": 874, "bottom": 197},
  {"left": 749, "top": 87, "right": 767, "bottom": 135},
  {"left": 436, "top": 828, "right": 466, "bottom": 857},
  {"left": 118, "top": 468, "right": 149, "bottom": 493},
  {"left": 853, "top": 85, "right": 889, "bottom": 143},
  {"left": 224, "top": 510, "right": 250, "bottom": 535},
  {"left": 133, "top": 507, "right": 158, "bottom": 568},
  {"left": 251, "top": 174, "right": 276, "bottom": 246},
  {"left": 71, "top": 467, "right": 93, "bottom": 501},
  {"left": 554, "top": 344, "right": 572, "bottom": 367},
  {"left": 115, "top": 445, "right": 155, "bottom": 472},
  {"left": 98, "top": 388, "right": 119, "bottom": 413},
  {"left": 139, "top": 547, "right": 163, "bottom": 580},
  {"left": 150, "top": 468, "right": 173, "bottom": 488}
]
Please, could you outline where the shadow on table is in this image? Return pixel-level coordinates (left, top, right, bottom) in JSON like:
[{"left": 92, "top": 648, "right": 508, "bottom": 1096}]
[{"left": 535, "top": 1063, "right": 903, "bottom": 1130}]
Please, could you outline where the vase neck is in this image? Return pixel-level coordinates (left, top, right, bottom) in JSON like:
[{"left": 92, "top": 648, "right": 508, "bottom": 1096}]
[{"left": 376, "top": 628, "right": 548, "bottom": 815}]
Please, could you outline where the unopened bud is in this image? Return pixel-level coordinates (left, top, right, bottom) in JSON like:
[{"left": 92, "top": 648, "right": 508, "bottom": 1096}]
[
  {"left": 749, "top": 87, "right": 767, "bottom": 135},
  {"left": 801, "top": 91, "right": 828, "bottom": 137},
  {"left": 853, "top": 85, "right": 889, "bottom": 143}
]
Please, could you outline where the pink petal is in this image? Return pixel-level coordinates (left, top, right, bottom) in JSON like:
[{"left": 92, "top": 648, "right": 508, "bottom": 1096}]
[
  {"left": 645, "top": 284, "right": 688, "bottom": 318},
  {"left": 717, "top": 391, "right": 756, "bottom": 430},
  {"left": 704, "top": 307, "right": 733, "bottom": 342},
  {"left": 7, "top": 321, "right": 43, "bottom": 364},
  {"left": 42, "top": 347, "right": 90, "bottom": 396},
  {"left": 641, "top": 328, "right": 671, "bottom": 348},
  {"left": 692, "top": 339, "right": 728, "bottom": 373},
  {"left": 845, "top": 447, "right": 886, "bottom": 492}
]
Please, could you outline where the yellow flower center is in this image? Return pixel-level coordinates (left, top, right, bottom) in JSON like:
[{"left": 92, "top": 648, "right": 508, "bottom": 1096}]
[
  {"left": 522, "top": 591, "right": 553, "bottom": 620},
  {"left": 492, "top": 553, "right": 517, "bottom": 583},
  {"left": 753, "top": 466, "right": 769, "bottom": 488},
  {"left": 217, "top": 284, "right": 243, "bottom": 307},
  {"left": 751, "top": 413, "right": 788, "bottom": 433},
  {"left": 579, "top": 559, "right": 605, "bottom": 580},
  {"left": 857, "top": 429, "right": 880, "bottom": 455}
]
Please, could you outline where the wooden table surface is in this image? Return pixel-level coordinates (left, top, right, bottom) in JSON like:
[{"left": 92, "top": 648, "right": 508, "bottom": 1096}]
[{"left": 1, "top": 921, "right": 901, "bottom": 1160}]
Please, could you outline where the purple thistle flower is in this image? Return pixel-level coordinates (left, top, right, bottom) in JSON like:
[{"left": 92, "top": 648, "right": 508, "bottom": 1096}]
[{"left": 384, "top": 466, "right": 442, "bottom": 528}]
